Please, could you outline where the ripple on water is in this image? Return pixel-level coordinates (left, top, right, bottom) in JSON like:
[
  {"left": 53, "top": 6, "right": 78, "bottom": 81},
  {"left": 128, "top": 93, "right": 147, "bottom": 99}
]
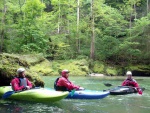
[
  {"left": 23, "top": 102, "right": 65, "bottom": 113},
  {"left": 0, "top": 100, "right": 66, "bottom": 113}
]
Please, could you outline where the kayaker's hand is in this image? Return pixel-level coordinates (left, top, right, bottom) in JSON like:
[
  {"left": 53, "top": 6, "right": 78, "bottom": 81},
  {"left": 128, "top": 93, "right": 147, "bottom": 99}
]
[
  {"left": 138, "top": 89, "right": 143, "bottom": 95},
  {"left": 26, "top": 86, "right": 30, "bottom": 90},
  {"left": 79, "top": 87, "right": 84, "bottom": 90}
]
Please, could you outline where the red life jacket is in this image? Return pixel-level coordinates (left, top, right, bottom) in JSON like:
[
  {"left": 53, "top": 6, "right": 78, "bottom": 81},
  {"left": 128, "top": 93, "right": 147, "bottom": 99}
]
[
  {"left": 122, "top": 79, "right": 139, "bottom": 87},
  {"left": 54, "top": 77, "right": 70, "bottom": 91}
]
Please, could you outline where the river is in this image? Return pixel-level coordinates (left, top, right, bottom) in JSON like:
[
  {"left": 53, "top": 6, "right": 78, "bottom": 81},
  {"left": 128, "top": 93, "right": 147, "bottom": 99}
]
[{"left": 0, "top": 76, "right": 150, "bottom": 113}]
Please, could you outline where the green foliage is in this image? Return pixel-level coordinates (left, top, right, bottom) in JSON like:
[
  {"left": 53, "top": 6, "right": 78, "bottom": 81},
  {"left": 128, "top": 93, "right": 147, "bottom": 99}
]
[
  {"left": 105, "top": 66, "right": 118, "bottom": 76},
  {"left": 128, "top": 13, "right": 150, "bottom": 63},
  {"left": 92, "top": 4, "right": 128, "bottom": 61},
  {"left": 96, "top": 36, "right": 120, "bottom": 60},
  {"left": 0, "top": 0, "right": 149, "bottom": 65},
  {"left": 50, "top": 59, "right": 89, "bottom": 76},
  {"left": 23, "top": 0, "right": 45, "bottom": 18},
  {"left": 92, "top": 61, "right": 105, "bottom": 73},
  {"left": 105, "top": 0, "right": 146, "bottom": 16},
  {"left": 128, "top": 64, "right": 150, "bottom": 72}
]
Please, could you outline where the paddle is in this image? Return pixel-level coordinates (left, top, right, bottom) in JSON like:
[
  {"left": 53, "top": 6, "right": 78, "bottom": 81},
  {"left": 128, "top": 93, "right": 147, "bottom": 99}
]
[
  {"left": 2, "top": 87, "right": 40, "bottom": 99},
  {"left": 70, "top": 87, "right": 85, "bottom": 97},
  {"left": 70, "top": 89, "right": 76, "bottom": 97},
  {"left": 2, "top": 90, "right": 22, "bottom": 99},
  {"left": 104, "top": 83, "right": 113, "bottom": 87},
  {"left": 104, "top": 83, "right": 144, "bottom": 95}
]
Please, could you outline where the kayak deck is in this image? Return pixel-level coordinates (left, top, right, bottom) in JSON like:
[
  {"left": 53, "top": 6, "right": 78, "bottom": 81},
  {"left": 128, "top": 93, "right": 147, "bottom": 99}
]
[
  {"left": 0, "top": 86, "right": 69, "bottom": 103},
  {"left": 109, "top": 86, "right": 144, "bottom": 95},
  {"left": 66, "top": 90, "right": 110, "bottom": 99}
]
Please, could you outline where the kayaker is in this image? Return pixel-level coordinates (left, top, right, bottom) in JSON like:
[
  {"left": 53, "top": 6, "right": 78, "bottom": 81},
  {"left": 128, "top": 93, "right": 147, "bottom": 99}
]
[
  {"left": 121, "top": 71, "right": 142, "bottom": 95},
  {"left": 11, "top": 68, "right": 33, "bottom": 91},
  {"left": 54, "top": 69, "right": 84, "bottom": 91}
]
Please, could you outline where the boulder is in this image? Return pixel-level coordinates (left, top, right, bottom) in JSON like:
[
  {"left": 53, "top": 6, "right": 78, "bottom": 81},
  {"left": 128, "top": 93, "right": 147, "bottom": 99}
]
[{"left": 0, "top": 53, "right": 49, "bottom": 87}]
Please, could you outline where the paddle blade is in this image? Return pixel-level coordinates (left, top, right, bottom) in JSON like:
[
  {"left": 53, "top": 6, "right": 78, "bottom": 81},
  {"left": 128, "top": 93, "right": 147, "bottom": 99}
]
[
  {"left": 71, "top": 89, "right": 76, "bottom": 97},
  {"left": 141, "top": 88, "right": 145, "bottom": 91},
  {"left": 104, "top": 83, "right": 113, "bottom": 87},
  {"left": 2, "top": 91, "right": 15, "bottom": 99}
]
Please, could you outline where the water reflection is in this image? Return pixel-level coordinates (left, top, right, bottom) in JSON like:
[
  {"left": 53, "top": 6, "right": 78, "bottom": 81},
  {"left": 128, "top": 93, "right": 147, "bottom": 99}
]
[
  {"left": 0, "top": 100, "right": 23, "bottom": 113},
  {"left": 0, "top": 100, "right": 66, "bottom": 113},
  {"left": 0, "top": 76, "right": 150, "bottom": 113}
]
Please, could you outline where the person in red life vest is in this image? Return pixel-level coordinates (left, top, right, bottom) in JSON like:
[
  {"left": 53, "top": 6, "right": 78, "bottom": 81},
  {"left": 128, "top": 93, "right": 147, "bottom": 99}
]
[
  {"left": 54, "top": 69, "right": 84, "bottom": 91},
  {"left": 11, "top": 68, "right": 33, "bottom": 91},
  {"left": 122, "top": 71, "right": 142, "bottom": 95}
]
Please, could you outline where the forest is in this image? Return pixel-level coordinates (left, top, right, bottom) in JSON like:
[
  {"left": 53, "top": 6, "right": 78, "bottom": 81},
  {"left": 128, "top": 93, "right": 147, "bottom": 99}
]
[{"left": 0, "top": 0, "right": 150, "bottom": 65}]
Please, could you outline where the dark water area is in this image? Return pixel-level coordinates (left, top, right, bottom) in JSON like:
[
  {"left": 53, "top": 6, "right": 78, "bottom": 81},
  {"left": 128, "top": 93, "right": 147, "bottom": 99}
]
[
  {"left": 0, "top": 76, "right": 150, "bottom": 113},
  {"left": 132, "top": 71, "right": 150, "bottom": 77}
]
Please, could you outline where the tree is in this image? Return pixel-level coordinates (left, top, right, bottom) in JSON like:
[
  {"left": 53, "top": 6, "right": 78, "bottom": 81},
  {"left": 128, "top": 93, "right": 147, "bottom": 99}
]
[
  {"left": 90, "top": 0, "right": 95, "bottom": 59},
  {"left": 76, "top": 0, "right": 80, "bottom": 53},
  {"left": 0, "top": 0, "right": 7, "bottom": 53},
  {"left": 147, "top": 0, "right": 149, "bottom": 15},
  {"left": 129, "top": 14, "right": 150, "bottom": 63}
]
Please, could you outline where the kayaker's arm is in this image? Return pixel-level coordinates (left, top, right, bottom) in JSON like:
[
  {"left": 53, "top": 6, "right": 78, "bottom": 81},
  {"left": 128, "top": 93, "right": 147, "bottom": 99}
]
[
  {"left": 60, "top": 78, "right": 80, "bottom": 91},
  {"left": 26, "top": 79, "right": 33, "bottom": 89},
  {"left": 132, "top": 82, "right": 142, "bottom": 95}
]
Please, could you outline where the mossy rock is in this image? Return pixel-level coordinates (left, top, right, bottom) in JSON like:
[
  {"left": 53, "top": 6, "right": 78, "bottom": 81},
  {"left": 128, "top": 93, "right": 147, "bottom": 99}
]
[
  {"left": 128, "top": 65, "right": 150, "bottom": 72},
  {"left": 0, "top": 53, "right": 46, "bottom": 87},
  {"left": 92, "top": 62, "right": 105, "bottom": 73},
  {"left": 51, "top": 59, "right": 90, "bottom": 76},
  {"left": 105, "top": 66, "right": 118, "bottom": 76},
  {"left": 91, "top": 61, "right": 122, "bottom": 76},
  {"left": 0, "top": 53, "right": 90, "bottom": 86},
  {"left": 0, "top": 53, "right": 29, "bottom": 67},
  {"left": 30, "top": 60, "right": 53, "bottom": 76}
]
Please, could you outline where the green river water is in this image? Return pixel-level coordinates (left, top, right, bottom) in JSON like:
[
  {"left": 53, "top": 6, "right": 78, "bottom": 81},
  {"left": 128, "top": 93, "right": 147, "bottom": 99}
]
[{"left": 0, "top": 76, "right": 150, "bottom": 113}]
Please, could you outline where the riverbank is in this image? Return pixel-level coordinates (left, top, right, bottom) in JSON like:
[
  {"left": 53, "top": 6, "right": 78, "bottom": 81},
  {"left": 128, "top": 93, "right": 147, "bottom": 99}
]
[{"left": 0, "top": 53, "right": 150, "bottom": 87}]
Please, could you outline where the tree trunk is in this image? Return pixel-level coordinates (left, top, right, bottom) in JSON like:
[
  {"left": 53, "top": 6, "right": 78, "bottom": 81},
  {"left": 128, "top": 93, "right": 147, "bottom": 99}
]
[
  {"left": 0, "top": 0, "right": 7, "bottom": 53},
  {"left": 58, "top": 0, "right": 60, "bottom": 34},
  {"left": 134, "top": 3, "right": 136, "bottom": 19},
  {"left": 147, "top": 0, "right": 149, "bottom": 15},
  {"left": 90, "top": 0, "right": 95, "bottom": 60},
  {"left": 67, "top": 0, "right": 70, "bottom": 34},
  {"left": 129, "top": 5, "right": 133, "bottom": 37},
  {"left": 76, "top": 0, "right": 80, "bottom": 53}
]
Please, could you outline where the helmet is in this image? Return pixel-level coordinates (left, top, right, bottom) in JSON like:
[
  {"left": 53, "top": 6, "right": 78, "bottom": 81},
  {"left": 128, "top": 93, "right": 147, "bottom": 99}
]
[
  {"left": 17, "top": 68, "right": 25, "bottom": 74},
  {"left": 61, "top": 69, "right": 69, "bottom": 76},
  {"left": 126, "top": 71, "right": 132, "bottom": 75}
]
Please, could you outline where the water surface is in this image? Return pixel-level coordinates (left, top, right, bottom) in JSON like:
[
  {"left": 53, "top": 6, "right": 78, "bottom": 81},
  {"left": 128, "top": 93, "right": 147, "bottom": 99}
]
[{"left": 0, "top": 76, "right": 150, "bottom": 113}]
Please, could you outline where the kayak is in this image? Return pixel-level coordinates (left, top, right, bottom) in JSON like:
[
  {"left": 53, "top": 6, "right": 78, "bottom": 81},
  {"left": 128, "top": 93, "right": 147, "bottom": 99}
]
[
  {"left": 0, "top": 86, "right": 69, "bottom": 103},
  {"left": 46, "top": 88, "right": 109, "bottom": 99},
  {"left": 109, "top": 86, "right": 144, "bottom": 95},
  {"left": 66, "top": 90, "right": 110, "bottom": 99}
]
